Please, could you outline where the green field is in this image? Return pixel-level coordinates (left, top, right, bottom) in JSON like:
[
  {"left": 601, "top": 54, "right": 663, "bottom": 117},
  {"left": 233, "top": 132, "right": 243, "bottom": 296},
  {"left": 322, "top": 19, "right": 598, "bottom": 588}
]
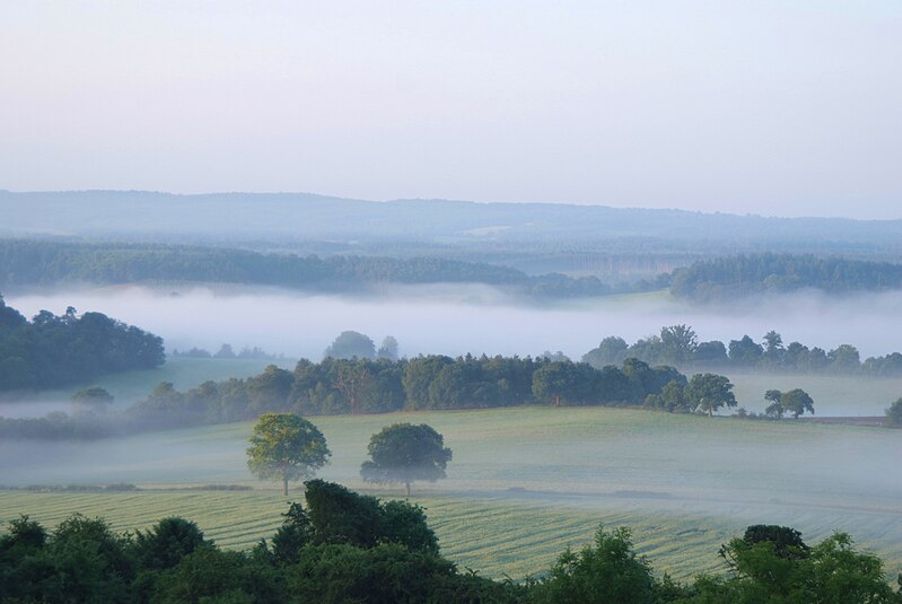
[{"left": 2, "top": 406, "right": 900, "bottom": 580}]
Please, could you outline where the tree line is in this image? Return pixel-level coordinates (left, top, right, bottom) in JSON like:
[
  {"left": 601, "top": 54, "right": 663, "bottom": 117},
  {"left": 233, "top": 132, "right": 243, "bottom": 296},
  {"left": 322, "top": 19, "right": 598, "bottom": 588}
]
[
  {"left": 670, "top": 253, "right": 902, "bottom": 301},
  {"left": 0, "top": 239, "right": 634, "bottom": 299},
  {"left": 1, "top": 487, "right": 899, "bottom": 603},
  {"left": 0, "top": 356, "right": 740, "bottom": 440},
  {"left": 583, "top": 324, "right": 902, "bottom": 376},
  {"left": 0, "top": 295, "right": 164, "bottom": 391}
]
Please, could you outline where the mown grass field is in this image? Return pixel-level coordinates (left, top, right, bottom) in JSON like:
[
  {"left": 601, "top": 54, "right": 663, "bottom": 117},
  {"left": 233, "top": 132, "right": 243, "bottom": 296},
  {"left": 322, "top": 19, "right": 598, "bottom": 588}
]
[{"left": 2, "top": 406, "right": 901, "bottom": 580}]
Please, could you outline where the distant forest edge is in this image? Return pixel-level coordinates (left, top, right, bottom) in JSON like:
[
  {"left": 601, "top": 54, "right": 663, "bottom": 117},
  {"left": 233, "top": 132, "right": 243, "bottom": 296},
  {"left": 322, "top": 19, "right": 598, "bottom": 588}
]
[
  {"left": 0, "top": 239, "right": 661, "bottom": 299},
  {"left": 5, "top": 240, "right": 902, "bottom": 301},
  {"left": 583, "top": 324, "right": 902, "bottom": 377},
  {"left": 0, "top": 295, "right": 164, "bottom": 391},
  {"left": 670, "top": 253, "right": 902, "bottom": 301}
]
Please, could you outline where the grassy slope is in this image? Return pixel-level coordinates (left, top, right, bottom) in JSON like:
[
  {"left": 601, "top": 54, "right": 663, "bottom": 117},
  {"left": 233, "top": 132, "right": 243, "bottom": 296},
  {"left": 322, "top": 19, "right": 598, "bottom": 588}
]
[{"left": 2, "top": 406, "right": 900, "bottom": 580}]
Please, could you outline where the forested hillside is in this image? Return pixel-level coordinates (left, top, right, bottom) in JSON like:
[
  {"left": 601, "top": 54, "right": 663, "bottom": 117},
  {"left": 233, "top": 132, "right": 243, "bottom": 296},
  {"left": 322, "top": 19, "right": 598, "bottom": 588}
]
[
  {"left": 4, "top": 191, "right": 902, "bottom": 253},
  {"left": 0, "top": 296, "right": 164, "bottom": 391},
  {"left": 671, "top": 254, "right": 902, "bottom": 301},
  {"left": 0, "top": 239, "right": 622, "bottom": 298}
]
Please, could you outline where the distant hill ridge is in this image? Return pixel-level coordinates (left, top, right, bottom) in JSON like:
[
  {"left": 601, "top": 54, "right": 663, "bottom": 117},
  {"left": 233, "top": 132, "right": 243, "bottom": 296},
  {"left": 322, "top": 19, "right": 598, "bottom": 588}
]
[{"left": 2, "top": 190, "right": 902, "bottom": 250}]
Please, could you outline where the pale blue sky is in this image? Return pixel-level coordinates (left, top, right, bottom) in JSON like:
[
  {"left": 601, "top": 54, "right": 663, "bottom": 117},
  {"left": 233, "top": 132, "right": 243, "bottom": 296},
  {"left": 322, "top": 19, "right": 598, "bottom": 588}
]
[{"left": 1, "top": 1, "right": 900, "bottom": 218}]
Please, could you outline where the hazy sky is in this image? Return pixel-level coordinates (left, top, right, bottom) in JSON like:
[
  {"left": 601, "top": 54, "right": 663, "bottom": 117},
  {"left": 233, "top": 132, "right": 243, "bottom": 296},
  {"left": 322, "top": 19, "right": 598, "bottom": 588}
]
[{"left": 2, "top": 1, "right": 900, "bottom": 218}]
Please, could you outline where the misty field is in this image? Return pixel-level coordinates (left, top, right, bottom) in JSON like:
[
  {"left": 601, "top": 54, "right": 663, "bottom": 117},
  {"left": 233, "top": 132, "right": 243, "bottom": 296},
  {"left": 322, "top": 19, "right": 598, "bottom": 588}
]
[
  {"left": 726, "top": 371, "right": 902, "bottom": 417},
  {"left": 2, "top": 406, "right": 900, "bottom": 580},
  {"left": 0, "top": 357, "right": 294, "bottom": 417}
]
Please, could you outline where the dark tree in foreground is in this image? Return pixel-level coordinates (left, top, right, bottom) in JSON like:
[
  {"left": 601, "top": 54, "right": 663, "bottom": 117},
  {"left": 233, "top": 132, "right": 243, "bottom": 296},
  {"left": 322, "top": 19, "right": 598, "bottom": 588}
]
[
  {"left": 530, "top": 526, "right": 658, "bottom": 604},
  {"left": 720, "top": 524, "right": 811, "bottom": 568},
  {"left": 360, "top": 423, "right": 452, "bottom": 497},
  {"left": 131, "top": 517, "right": 209, "bottom": 571},
  {"left": 247, "top": 413, "right": 331, "bottom": 496}
]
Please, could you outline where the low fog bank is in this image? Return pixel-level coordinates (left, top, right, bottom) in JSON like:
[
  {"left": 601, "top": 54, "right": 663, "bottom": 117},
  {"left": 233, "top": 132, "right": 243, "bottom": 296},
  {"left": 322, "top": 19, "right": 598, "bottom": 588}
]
[{"left": 7, "top": 284, "right": 902, "bottom": 361}]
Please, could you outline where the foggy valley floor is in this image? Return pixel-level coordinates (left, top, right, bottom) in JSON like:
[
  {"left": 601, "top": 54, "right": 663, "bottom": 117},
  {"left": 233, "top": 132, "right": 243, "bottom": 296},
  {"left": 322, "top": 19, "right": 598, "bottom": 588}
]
[
  {"left": 1, "top": 406, "right": 900, "bottom": 580},
  {"left": 7, "top": 285, "right": 902, "bottom": 371}
]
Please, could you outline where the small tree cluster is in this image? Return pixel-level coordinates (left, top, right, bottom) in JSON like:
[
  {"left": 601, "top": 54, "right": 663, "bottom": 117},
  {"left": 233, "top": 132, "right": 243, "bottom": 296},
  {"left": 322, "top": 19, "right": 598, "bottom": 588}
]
[{"left": 764, "top": 389, "right": 815, "bottom": 419}]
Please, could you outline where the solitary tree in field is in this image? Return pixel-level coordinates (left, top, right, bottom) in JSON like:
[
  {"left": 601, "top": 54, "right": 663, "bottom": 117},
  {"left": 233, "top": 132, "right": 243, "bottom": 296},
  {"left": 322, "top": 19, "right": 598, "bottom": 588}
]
[
  {"left": 885, "top": 398, "right": 902, "bottom": 427},
  {"left": 685, "top": 373, "right": 737, "bottom": 416},
  {"left": 247, "top": 413, "right": 331, "bottom": 496},
  {"left": 360, "top": 423, "right": 452, "bottom": 497}
]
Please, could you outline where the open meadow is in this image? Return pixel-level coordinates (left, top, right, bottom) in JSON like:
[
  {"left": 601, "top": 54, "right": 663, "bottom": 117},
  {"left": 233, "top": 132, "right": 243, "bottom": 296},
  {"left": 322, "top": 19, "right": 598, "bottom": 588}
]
[{"left": 2, "top": 406, "right": 900, "bottom": 580}]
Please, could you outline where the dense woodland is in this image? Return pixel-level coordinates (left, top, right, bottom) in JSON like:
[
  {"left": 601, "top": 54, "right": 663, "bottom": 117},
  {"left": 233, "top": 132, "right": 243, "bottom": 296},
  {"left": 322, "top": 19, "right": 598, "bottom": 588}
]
[
  {"left": 671, "top": 253, "right": 902, "bottom": 301},
  {"left": 583, "top": 324, "right": 902, "bottom": 376},
  {"left": 0, "top": 295, "right": 164, "bottom": 391},
  {"left": 1, "top": 481, "right": 899, "bottom": 603},
  {"left": 0, "top": 239, "right": 631, "bottom": 299},
  {"left": 1, "top": 356, "right": 718, "bottom": 440}
]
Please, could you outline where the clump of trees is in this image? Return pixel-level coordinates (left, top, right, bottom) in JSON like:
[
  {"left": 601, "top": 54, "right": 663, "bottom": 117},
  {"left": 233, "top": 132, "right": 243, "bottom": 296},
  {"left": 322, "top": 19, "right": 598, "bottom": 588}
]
[
  {"left": 764, "top": 389, "right": 815, "bottom": 418},
  {"left": 3, "top": 492, "right": 900, "bottom": 603},
  {"left": 0, "top": 295, "right": 164, "bottom": 391},
  {"left": 583, "top": 324, "right": 902, "bottom": 376},
  {"left": 247, "top": 414, "right": 331, "bottom": 495},
  {"left": 644, "top": 373, "right": 738, "bottom": 416},
  {"left": 360, "top": 423, "right": 452, "bottom": 497}
]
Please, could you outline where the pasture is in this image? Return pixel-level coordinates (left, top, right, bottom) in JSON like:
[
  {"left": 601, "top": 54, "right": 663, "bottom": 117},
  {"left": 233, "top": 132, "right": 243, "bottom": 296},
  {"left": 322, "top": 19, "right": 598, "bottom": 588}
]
[{"left": 2, "top": 406, "right": 900, "bottom": 580}]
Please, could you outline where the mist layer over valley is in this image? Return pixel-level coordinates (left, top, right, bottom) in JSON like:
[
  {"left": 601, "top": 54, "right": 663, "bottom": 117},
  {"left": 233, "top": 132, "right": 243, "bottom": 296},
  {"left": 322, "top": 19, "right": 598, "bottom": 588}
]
[{"left": 5, "top": 284, "right": 902, "bottom": 417}]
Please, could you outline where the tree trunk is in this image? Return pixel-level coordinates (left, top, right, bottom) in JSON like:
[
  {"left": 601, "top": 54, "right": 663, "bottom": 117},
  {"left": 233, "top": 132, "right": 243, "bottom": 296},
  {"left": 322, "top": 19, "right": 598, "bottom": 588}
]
[
  {"left": 405, "top": 482, "right": 411, "bottom": 498},
  {"left": 283, "top": 475, "right": 289, "bottom": 497}
]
